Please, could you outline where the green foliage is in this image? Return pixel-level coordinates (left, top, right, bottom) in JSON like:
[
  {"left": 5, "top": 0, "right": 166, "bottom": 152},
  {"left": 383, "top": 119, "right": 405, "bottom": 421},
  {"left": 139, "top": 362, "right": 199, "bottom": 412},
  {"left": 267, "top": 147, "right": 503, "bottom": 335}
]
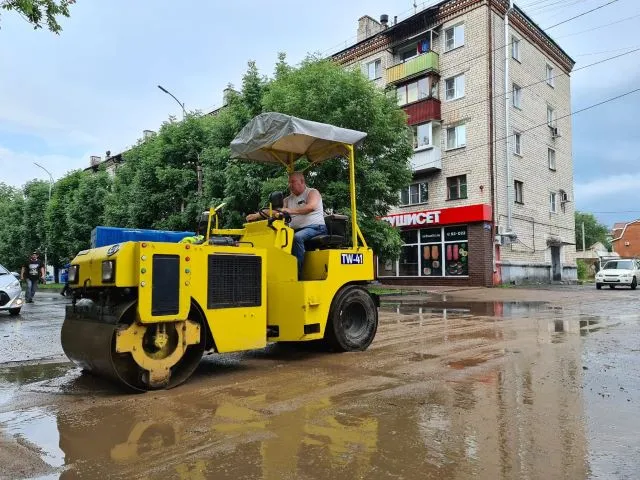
[
  {"left": 575, "top": 211, "right": 611, "bottom": 251},
  {"left": 1, "top": 0, "right": 74, "bottom": 33},
  {"left": 0, "top": 54, "right": 413, "bottom": 266},
  {"left": 576, "top": 259, "right": 589, "bottom": 280},
  {"left": 0, "top": 183, "right": 26, "bottom": 270}
]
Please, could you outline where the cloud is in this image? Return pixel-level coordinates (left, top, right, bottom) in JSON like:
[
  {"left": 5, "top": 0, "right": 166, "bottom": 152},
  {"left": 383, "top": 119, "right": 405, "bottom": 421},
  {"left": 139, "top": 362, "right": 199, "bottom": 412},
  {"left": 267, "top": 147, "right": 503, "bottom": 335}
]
[
  {"left": 0, "top": 145, "right": 90, "bottom": 187},
  {"left": 575, "top": 173, "right": 640, "bottom": 202}
]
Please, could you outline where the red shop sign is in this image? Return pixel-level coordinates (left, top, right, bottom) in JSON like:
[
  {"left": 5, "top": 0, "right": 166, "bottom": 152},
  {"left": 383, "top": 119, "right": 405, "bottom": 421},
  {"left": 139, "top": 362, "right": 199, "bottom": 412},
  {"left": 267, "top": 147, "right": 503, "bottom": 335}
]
[{"left": 381, "top": 203, "right": 492, "bottom": 228}]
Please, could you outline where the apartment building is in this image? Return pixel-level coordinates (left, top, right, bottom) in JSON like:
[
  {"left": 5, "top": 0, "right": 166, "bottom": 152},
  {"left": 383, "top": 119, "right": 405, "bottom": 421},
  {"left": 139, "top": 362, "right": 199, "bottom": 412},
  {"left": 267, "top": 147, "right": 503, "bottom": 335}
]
[{"left": 332, "top": 0, "right": 576, "bottom": 286}]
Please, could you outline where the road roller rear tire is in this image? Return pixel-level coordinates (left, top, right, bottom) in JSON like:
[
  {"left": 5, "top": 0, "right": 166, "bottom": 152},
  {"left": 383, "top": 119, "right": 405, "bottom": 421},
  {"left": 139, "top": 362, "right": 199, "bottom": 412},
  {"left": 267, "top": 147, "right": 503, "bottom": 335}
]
[
  {"left": 62, "top": 302, "right": 206, "bottom": 392},
  {"left": 324, "top": 285, "right": 378, "bottom": 352}
]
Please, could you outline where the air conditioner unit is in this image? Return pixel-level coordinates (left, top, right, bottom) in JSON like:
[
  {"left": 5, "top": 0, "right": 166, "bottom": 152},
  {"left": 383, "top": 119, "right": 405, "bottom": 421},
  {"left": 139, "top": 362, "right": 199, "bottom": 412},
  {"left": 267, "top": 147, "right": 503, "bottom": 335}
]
[
  {"left": 550, "top": 126, "right": 561, "bottom": 138},
  {"left": 625, "top": 241, "right": 630, "bottom": 246},
  {"left": 561, "top": 191, "right": 571, "bottom": 203},
  {"left": 496, "top": 225, "right": 506, "bottom": 236}
]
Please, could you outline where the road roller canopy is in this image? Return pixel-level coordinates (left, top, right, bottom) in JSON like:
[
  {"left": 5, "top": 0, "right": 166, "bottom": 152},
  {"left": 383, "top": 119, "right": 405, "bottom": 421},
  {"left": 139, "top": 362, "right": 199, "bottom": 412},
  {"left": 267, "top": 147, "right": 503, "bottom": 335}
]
[{"left": 230, "top": 112, "right": 367, "bottom": 171}]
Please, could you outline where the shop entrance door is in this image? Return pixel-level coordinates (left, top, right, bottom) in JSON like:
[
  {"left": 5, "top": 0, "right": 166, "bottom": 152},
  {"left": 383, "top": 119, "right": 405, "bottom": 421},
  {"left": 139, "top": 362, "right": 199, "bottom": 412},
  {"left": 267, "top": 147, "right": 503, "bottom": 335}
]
[{"left": 551, "top": 246, "right": 561, "bottom": 281}]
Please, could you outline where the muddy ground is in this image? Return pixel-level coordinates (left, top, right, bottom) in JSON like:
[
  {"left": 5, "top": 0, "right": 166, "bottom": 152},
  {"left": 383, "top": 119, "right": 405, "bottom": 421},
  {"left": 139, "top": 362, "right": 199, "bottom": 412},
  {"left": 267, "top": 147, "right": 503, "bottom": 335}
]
[{"left": 0, "top": 286, "right": 638, "bottom": 479}]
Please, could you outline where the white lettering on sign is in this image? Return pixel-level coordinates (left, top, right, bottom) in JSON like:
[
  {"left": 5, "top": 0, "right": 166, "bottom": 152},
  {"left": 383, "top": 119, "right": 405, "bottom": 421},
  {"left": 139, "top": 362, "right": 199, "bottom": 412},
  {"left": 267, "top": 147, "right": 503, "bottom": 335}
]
[
  {"left": 341, "top": 253, "right": 364, "bottom": 265},
  {"left": 381, "top": 210, "right": 441, "bottom": 227}
]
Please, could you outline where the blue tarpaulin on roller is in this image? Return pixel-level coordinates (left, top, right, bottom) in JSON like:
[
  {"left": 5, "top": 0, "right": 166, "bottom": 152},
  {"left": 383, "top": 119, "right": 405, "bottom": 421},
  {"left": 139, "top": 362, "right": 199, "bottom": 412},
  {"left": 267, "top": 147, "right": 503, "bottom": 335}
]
[{"left": 91, "top": 226, "right": 195, "bottom": 248}]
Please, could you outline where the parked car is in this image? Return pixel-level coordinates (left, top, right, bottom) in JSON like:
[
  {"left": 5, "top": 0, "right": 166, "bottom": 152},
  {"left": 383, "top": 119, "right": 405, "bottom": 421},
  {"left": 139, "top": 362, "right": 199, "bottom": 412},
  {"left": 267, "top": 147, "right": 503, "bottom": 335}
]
[
  {"left": 595, "top": 259, "right": 640, "bottom": 290},
  {"left": 0, "top": 263, "right": 24, "bottom": 315}
]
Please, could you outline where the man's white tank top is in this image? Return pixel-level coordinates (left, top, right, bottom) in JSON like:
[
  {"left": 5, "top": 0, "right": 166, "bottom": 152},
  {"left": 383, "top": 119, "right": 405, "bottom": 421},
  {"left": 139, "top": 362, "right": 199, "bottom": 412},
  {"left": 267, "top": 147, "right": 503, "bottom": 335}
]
[{"left": 284, "top": 187, "right": 324, "bottom": 230}]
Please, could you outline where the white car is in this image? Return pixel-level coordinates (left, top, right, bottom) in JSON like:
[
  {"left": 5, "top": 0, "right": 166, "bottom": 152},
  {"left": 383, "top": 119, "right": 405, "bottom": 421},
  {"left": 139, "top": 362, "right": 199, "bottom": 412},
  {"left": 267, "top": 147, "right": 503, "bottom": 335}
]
[
  {"left": 595, "top": 259, "right": 640, "bottom": 290},
  {"left": 0, "top": 263, "right": 24, "bottom": 315}
]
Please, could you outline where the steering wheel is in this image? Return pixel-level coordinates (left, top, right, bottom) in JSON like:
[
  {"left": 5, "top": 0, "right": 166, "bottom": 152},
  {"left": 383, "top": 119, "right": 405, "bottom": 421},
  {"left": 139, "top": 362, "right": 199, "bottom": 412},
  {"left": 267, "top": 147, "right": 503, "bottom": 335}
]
[{"left": 259, "top": 208, "right": 291, "bottom": 225}]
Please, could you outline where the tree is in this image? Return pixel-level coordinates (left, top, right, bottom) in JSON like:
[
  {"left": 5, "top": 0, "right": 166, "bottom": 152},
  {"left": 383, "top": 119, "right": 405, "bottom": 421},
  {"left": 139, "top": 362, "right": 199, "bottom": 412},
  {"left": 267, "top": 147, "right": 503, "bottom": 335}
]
[
  {"left": 101, "top": 56, "right": 412, "bottom": 261},
  {"left": 1, "top": 0, "right": 74, "bottom": 33},
  {"left": 0, "top": 183, "right": 26, "bottom": 270},
  {"left": 575, "top": 211, "right": 610, "bottom": 251},
  {"left": 104, "top": 114, "right": 218, "bottom": 232},
  {"left": 259, "top": 56, "right": 413, "bottom": 260}
]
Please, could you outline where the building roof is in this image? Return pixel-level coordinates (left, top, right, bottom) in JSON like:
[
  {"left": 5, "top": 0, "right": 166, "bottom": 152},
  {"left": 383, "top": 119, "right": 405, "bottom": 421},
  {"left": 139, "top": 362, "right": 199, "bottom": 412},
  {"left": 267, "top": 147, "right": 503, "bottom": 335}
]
[
  {"left": 612, "top": 222, "right": 626, "bottom": 231},
  {"left": 331, "top": 0, "right": 574, "bottom": 72}
]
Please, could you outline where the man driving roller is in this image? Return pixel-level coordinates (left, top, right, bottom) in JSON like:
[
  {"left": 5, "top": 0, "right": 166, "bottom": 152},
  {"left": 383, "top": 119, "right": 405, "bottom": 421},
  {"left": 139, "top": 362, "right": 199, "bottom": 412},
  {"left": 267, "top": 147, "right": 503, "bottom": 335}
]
[{"left": 246, "top": 172, "right": 326, "bottom": 279}]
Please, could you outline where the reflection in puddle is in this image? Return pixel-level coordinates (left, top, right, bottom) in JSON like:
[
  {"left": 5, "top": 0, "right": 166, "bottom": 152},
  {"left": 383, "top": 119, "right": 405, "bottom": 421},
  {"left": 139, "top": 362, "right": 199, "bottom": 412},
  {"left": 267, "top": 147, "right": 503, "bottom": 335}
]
[
  {"left": 381, "top": 299, "right": 548, "bottom": 318},
  {"left": 0, "top": 407, "right": 64, "bottom": 468}
]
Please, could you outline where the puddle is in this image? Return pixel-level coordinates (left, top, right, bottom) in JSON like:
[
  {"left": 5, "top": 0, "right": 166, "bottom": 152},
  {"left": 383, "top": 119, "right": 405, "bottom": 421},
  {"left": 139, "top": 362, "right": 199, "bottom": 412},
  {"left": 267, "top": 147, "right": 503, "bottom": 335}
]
[
  {"left": 0, "top": 407, "right": 64, "bottom": 468},
  {"left": 381, "top": 299, "right": 547, "bottom": 318},
  {"left": 0, "top": 362, "right": 74, "bottom": 386}
]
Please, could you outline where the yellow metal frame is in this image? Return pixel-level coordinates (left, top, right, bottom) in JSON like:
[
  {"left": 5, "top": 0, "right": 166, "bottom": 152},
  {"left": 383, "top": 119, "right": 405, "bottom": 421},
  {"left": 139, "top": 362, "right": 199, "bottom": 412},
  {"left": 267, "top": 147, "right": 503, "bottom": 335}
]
[{"left": 67, "top": 130, "right": 376, "bottom": 384}]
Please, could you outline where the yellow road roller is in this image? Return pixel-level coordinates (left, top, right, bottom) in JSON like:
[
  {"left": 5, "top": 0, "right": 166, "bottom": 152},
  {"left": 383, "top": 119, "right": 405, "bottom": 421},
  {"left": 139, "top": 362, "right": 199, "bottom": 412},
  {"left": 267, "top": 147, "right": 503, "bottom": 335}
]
[{"left": 61, "top": 113, "right": 380, "bottom": 391}]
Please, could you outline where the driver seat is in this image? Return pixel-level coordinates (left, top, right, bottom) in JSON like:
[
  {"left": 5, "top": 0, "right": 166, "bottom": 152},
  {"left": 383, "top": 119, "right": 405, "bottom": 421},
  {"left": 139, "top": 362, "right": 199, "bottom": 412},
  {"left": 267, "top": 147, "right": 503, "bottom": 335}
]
[{"left": 305, "top": 214, "right": 348, "bottom": 250}]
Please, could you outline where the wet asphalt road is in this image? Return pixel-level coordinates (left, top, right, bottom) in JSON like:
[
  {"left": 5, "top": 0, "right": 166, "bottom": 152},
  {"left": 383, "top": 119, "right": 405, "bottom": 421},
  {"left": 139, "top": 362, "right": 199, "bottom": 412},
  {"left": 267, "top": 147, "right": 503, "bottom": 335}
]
[{"left": 0, "top": 286, "right": 639, "bottom": 479}]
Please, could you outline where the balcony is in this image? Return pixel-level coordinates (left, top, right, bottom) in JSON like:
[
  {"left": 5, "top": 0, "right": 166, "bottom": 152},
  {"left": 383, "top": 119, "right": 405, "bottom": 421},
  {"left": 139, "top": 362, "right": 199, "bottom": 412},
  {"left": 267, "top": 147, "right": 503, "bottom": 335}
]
[
  {"left": 386, "top": 52, "right": 439, "bottom": 84},
  {"left": 404, "top": 98, "right": 441, "bottom": 124},
  {"left": 410, "top": 147, "right": 442, "bottom": 174}
]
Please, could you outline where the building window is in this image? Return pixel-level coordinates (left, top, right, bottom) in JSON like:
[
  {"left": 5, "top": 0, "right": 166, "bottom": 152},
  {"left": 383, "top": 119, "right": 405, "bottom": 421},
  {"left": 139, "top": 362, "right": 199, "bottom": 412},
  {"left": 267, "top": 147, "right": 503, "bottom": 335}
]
[
  {"left": 550, "top": 191, "right": 557, "bottom": 213},
  {"left": 446, "top": 123, "right": 466, "bottom": 150},
  {"left": 367, "top": 59, "right": 381, "bottom": 80},
  {"left": 400, "top": 181, "right": 428, "bottom": 205},
  {"left": 377, "top": 225, "right": 469, "bottom": 277},
  {"left": 547, "top": 105, "right": 556, "bottom": 127},
  {"left": 548, "top": 147, "right": 556, "bottom": 170},
  {"left": 512, "top": 83, "right": 522, "bottom": 108},
  {"left": 512, "top": 36, "right": 521, "bottom": 61},
  {"left": 514, "top": 180, "right": 524, "bottom": 204},
  {"left": 514, "top": 131, "right": 522, "bottom": 155},
  {"left": 445, "top": 74, "right": 465, "bottom": 100},
  {"left": 444, "top": 23, "right": 465, "bottom": 51},
  {"left": 546, "top": 63, "right": 555, "bottom": 87},
  {"left": 447, "top": 175, "right": 467, "bottom": 200},
  {"left": 411, "top": 123, "right": 431, "bottom": 149},
  {"left": 396, "top": 77, "right": 431, "bottom": 106}
]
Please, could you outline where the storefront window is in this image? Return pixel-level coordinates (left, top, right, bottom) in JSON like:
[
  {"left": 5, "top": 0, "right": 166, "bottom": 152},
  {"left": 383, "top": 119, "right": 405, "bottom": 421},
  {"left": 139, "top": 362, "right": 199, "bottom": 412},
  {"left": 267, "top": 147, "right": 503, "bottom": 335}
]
[
  {"left": 444, "top": 226, "right": 468, "bottom": 277},
  {"left": 382, "top": 225, "right": 470, "bottom": 278},
  {"left": 399, "top": 245, "right": 419, "bottom": 276},
  {"left": 377, "top": 257, "right": 397, "bottom": 277},
  {"left": 421, "top": 244, "right": 442, "bottom": 276}
]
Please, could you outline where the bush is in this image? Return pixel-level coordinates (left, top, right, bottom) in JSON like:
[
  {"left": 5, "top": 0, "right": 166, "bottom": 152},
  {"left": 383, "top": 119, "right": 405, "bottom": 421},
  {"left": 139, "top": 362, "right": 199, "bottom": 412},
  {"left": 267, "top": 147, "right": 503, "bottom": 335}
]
[{"left": 577, "top": 259, "right": 589, "bottom": 280}]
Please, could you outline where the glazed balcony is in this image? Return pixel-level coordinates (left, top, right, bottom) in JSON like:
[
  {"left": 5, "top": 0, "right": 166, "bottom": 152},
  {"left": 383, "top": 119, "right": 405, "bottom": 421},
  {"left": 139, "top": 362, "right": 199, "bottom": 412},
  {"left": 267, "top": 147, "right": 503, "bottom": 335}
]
[
  {"left": 386, "top": 51, "right": 439, "bottom": 84},
  {"left": 410, "top": 146, "right": 442, "bottom": 174}
]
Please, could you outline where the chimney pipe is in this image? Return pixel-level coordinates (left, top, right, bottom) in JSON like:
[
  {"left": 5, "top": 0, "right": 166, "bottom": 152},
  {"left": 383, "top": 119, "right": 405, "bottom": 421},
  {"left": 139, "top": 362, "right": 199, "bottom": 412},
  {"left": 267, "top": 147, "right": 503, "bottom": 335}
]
[{"left": 394, "top": 15, "right": 398, "bottom": 25}]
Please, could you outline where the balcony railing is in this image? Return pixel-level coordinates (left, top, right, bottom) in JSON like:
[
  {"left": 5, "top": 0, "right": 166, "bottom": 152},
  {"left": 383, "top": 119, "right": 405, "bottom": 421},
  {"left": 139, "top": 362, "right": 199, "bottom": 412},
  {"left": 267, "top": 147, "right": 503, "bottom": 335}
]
[
  {"left": 386, "top": 52, "right": 439, "bottom": 84},
  {"left": 410, "top": 146, "right": 442, "bottom": 173}
]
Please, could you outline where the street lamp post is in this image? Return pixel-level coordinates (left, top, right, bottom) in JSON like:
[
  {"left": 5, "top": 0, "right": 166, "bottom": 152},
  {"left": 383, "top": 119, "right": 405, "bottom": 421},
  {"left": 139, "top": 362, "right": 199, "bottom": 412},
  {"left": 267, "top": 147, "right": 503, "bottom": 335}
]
[
  {"left": 34, "top": 162, "right": 53, "bottom": 278},
  {"left": 157, "top": 85, "right": 203, "bottom": 195},
  {"left": 157, "top": 84, "right": 186, "bottom": 120}
]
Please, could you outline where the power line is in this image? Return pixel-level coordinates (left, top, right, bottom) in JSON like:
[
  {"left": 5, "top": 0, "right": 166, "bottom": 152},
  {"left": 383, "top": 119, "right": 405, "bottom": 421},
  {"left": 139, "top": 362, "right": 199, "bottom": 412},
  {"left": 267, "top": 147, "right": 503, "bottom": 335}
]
[
  {"left": 443, "top": 47, "right": 640, "bottom": 119},
  {"left": 554, "top": 12, "right": 640, "bottom": 38},
  {"left": 411, "top": 87, "right": 640, "bottom": 169},
  {"left": 574, "top": 46, "right": 640, "bottom": 56},
  {"left": 544, "top": 0, "right": 619, "bottom": 29}
]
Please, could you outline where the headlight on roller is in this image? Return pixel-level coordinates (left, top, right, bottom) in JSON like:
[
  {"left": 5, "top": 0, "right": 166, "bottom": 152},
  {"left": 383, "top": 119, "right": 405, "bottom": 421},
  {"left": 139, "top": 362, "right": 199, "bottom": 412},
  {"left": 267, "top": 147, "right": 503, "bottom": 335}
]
[
  {"left": 102, "top": 260, "right": 115, "bottom": 283},
  {"left": 68, "top": 265, "right": 79, "bottom": 284}
]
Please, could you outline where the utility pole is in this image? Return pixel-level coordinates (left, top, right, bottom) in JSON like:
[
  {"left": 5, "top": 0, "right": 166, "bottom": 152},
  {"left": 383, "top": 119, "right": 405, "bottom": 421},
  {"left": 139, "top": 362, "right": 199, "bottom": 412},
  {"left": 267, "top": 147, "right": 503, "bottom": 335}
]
[
  {"left": 582, "top": 222, "right": 586, "bottom": 252},
  {"left": 34, "top": 162, "right": 53, "bottom": 277}
]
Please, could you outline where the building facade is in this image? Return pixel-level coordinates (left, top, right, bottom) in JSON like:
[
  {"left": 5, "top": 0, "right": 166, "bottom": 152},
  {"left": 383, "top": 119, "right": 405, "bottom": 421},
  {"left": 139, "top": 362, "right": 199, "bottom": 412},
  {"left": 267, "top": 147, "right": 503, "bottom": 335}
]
[
  {"left": 611, "top": 221, "right": 640, "bottom": 258},
  {"left": 332, "top": 0, "right": 576, "bottom": 286}
]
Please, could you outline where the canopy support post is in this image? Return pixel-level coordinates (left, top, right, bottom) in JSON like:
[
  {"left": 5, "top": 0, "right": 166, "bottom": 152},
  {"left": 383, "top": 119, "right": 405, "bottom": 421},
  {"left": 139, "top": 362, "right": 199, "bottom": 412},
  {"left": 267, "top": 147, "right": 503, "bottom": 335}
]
[{"left": 347, "top": 144, "right": 358, "bottom": 249}]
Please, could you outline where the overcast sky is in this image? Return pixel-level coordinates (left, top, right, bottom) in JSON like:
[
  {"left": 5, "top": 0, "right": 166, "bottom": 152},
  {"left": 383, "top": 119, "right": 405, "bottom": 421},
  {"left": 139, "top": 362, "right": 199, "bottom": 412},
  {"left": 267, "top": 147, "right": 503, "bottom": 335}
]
[{"left": 1, "top": 0, "right": 638, "bottom": 226}]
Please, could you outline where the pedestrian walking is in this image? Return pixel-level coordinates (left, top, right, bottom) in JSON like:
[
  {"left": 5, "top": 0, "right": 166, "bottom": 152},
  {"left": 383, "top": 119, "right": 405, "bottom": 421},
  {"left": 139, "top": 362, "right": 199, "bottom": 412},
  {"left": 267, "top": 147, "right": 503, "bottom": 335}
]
[{"left": 21, "top": 251, "right": 45, "bottom": 303}]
